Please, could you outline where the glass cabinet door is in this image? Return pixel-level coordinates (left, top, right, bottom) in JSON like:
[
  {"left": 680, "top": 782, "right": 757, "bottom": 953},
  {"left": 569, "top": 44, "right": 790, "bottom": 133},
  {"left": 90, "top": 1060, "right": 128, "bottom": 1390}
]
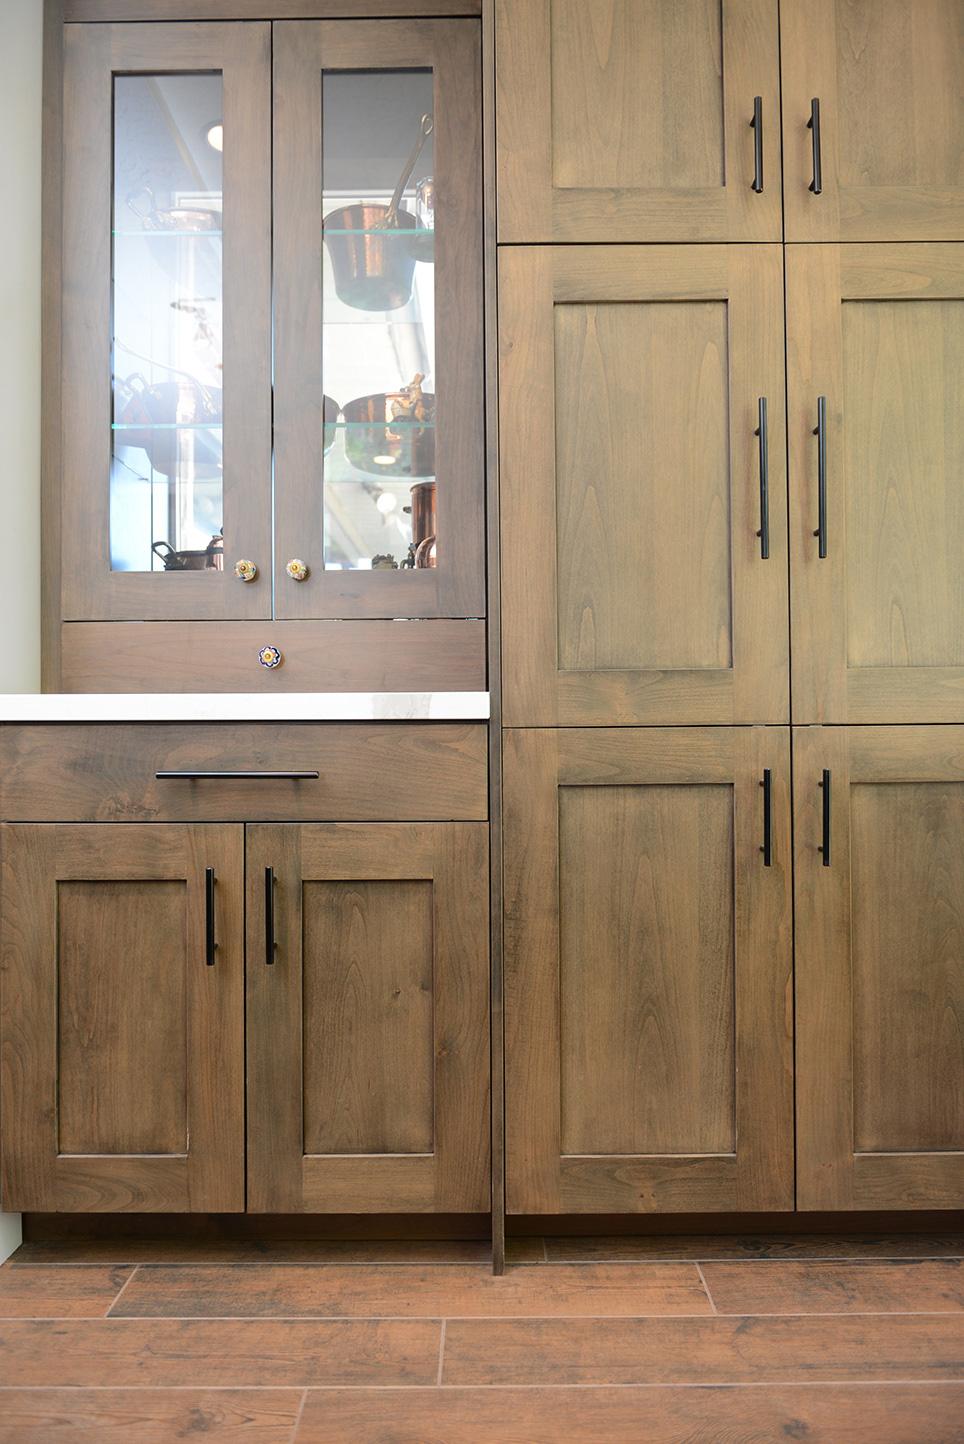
[
  {"left": 273, "top": 21, "right": 484, "bottom": 621},
  {"left": 61, "top": 23, "right": 271, "bottom": 622}
]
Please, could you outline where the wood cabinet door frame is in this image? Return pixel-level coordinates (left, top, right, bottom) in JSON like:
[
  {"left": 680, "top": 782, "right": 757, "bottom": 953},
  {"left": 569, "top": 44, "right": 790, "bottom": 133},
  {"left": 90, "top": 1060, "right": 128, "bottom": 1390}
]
[
  {"left": 788, "top": 244, "right": 964, "bottom": 723},
  {"left": 504, "top": 727, "right": 793, "bottom": 1215},
  {"left": 794, "top": 726, "right": 964, "bottom": 1210},
  {"left": 61, "top": 23, "right": 272, "bottom": 622},
  {"left": 246, "top": 822, "right": 489, "bottom": 1213},
  {"left": 781, "top": 0, "right": 964, "bottom": 241},
  {"left": 272, "top": 20, "right": 485, "bottom": 620},
  {"left": 501, "top": 244, "right": 789, "bottom": 726},
  {"left": 0, "top": 823, "right": 245, "bottom": 1212},
  {"left": 496, "top": 0, "right": 782, "bottom": 243}
]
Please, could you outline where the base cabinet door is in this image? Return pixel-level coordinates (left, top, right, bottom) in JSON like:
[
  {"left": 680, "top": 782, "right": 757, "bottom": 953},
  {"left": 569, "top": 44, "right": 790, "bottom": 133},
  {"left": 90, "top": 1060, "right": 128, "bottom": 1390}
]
[
  {"left": 246, "top": 823, "right": 490, "bottom": 1213},
  {"left": 504, "top": 728, "right": 793, "bottom": 1214},
  {"left": 795, "top": 726, "right": 964, "bottom": 1210},
  {"left": 0, "top": 824, "right": 245, "bottom": 1212}
]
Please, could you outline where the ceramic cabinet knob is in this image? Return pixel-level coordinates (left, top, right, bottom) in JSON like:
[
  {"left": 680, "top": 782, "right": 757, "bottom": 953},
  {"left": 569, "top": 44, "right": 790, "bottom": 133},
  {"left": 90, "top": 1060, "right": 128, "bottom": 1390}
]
[
  {"left": 258, "top": 645, "right": 283, "bottom": 670},
  {"left": 234, "top": 559, "right": 258, "bottom": 583},
  {"left": 286, "top": 559, "right": 309, "bottom": 582}
]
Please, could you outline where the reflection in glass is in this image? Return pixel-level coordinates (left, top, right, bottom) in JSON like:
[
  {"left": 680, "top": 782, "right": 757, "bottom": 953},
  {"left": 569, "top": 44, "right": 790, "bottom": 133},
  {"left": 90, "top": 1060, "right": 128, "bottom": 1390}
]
[
  {"left": 321, "top": 70, "right": 437, "bottom": 572},
  {"left": 111, "top": 74, "right": 224, "bottom": 573}
]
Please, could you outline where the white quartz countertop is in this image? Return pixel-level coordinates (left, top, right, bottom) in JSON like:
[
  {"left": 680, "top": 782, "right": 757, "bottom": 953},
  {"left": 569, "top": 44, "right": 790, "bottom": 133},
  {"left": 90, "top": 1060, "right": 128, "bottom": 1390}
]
[{"left": 0, "top": 692, "right": 490, "bottom": 723}]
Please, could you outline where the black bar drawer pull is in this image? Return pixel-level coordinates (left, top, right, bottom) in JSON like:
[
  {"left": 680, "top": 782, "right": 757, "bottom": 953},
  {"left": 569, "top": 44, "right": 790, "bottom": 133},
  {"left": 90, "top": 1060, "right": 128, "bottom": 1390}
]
[
  {"left": 819, "top": 770, "right": 831, "bottom": 867},
  {"left": 813, "top": 396, "right": 828, "bottom": 558},
  {"left": 750, "top": 96, "right": 764, "bottom": 192},
  {"left": 760, "top": 769, "right": 772, "bottom": 867},
  {"left": 755, "top": 396, "right": 770, "bottom": 559},
  {"left": 205, "top": 867, "right": 217, "bottom": 966},
  {"left": 157, "top": 770, "right": 319, "bottom": 781},
  {"left": 265, "top": 866, "right": 276, "bottom": 965},
  {"left": 807, "top": 98, "right": 822, "bottom": 194}
]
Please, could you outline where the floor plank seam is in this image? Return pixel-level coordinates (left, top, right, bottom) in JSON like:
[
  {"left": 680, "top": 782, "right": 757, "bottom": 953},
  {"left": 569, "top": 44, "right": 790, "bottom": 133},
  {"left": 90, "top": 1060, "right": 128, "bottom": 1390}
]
[
  {"left": 101, "top": 1266, "right": 139, "bottom": 1318},
  {"left": 288, "top": 1387, "right": 309, "bottom": 1443},
  {"left": 437, "top": 1319, "right": 447, "bottom": 1386},
  {"left": 694, "top": 1262, "right": 717, "bottom": 1313}
]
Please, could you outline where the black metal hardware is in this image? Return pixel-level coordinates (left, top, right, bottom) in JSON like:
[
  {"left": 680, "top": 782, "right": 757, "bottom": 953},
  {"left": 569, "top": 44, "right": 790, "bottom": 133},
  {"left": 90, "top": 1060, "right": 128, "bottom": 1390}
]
[
  {"left": 819, "top": 769, "right": 831, "bottom": 867},
  {"left": 750, "top": 96, "right": 764, "bottom": 192},
  {"left": 807, "top": 98, "right": 822, "bottom": 194},
  {"left": 265, "top": 866, "right": 276, "bottom": 965},
  {"left": 813, "top": 395, "right": 828, "bottom": 558},
  {"left": 755, "top": 396, "right": 770, "bottom": 559},
  {"left": 205, "top": 867, "right": 217, "bottom": 966},
  {"left": 760, "top": 769, "right": 773, "bottom": 867},
  {"left": 156, "top": 770, "right": 319, "bottom": 780}
]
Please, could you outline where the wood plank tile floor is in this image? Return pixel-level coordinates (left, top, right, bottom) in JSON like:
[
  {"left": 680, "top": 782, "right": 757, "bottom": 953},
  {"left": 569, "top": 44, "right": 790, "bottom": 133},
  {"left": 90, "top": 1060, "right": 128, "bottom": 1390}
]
[{"left": 1, "top": 1235, "right": 962, "bottom": 1441}]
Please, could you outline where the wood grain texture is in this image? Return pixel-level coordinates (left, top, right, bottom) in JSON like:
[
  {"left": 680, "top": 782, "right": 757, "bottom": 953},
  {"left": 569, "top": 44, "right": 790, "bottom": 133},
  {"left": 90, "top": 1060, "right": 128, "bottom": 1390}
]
[
  {"left": 0, "top": 1390, "right": 303, "bottom": 1444},
  {"left": 40, "top": 0, "right": 64, "bottom": 690},
  {"left": 59, "top": 619, "right": 487, "bottom": 694},
  {"left": 782, "top": 0, "right": 964, "bottom": 240},
  {"left": 0, "top": 723, "right": 488, "bottom": 823},
  {"left": 500, "top": 245, "right": 788, "bottom": 726},
  {"left": 293, "top": 1384, "right": 964, "bottom": 1443},
  {"left": 13, "top": 1237, "right": 495, "bottom": 1264},
  {"left": 66, "top": 0, "right": 480, "bottom": 15},
  {"left": 110, "top": 1262, "right": 712, "bottom": 1318},
  {"left": 441, "top": 1314, "right": 964, "bottom": 1385},
  {"left": 794, "top": 726, "right": 964, "bottom": 1211},
  {"left": 702, "top": 1260, "right": 964, "bottom": 1315},
  {"left": 0, "top": 1266, "right": 131, "bottom": 1319},
  {"left": 545, "top": 1233, "right": 964, "bottom": 1262},
  {"left": 497, "top": 0, "right": 782, "bottom": 242},
  {"left": 788, "top": 243, "right": 964, "bottom": 722}
]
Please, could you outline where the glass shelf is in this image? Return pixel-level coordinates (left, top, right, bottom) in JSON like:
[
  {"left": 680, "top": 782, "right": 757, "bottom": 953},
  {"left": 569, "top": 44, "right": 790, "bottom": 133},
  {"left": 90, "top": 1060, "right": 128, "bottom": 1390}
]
[
  {"left": 112, "top": 422, "right": 223, "bottom": 432},
  {"left": 113, "top": 229, "right": 223, "bottom": 239},
  {"left": 322, "top": 226, "right": 434, "bottom": 237}
]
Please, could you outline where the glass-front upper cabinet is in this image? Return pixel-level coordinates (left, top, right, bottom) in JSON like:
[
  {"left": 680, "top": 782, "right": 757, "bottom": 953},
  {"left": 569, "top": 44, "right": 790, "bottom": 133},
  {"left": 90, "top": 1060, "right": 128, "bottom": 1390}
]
[
  {"left": 61, "top": 23, "right": 271, "bottom": 622},
  {"left": 273, "top": 21, "right": 484, "bottom": 620}
]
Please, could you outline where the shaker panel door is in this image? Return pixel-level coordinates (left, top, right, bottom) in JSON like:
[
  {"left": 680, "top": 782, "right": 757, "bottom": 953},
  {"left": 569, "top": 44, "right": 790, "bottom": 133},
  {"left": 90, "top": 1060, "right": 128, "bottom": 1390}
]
[
  {"left": 782, "top": 0, "right": 964, "bottom": 241},
  {"left": 497, "top": 0, "right": 781, "bottom": 242},
  {"left": 788, "top": 244, "right": 964, "bottom": 722},
  {"left": 1, "top": 824, "right": 245, "bottom": 1212},
  {"left": 794, "top": 726, "right": 964, "bottom": 1209},
  {"left": 246, "top": 823, "right": 489, "bottom": 1213},
  {"left": 501, "top": 245, "right": 788, "bottom": 726},
  {"left": 504, "top": 727, "right": 793, "bottom": 1214}
]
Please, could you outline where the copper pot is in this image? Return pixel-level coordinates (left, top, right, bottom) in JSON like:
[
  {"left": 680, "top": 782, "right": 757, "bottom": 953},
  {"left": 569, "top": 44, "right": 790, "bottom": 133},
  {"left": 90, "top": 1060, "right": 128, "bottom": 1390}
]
[
  {"left": 152, "top": 534, "right": 224, "bottom": 571},
  {"left": 410, "top": 481, "right": 437, "bottom": 569}
]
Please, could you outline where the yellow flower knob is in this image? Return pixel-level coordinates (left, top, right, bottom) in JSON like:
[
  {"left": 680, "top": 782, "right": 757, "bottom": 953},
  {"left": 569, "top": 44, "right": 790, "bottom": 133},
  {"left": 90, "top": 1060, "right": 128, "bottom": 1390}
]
[
  {"left": 286, "top": 558, "right": 309, "bottom": 582},
  {"left": 234, "top": 559, "right": 258, "bottom": 583}
]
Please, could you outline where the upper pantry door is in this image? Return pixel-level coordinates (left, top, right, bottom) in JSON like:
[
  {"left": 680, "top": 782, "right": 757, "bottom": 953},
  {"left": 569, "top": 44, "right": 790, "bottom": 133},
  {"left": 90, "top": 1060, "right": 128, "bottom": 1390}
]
[
  {"left": 496, "top": 0, "right": 782, "bottom": 242},
  {"left": 782, "top": 0, "right": 964, "bottom": 240}
]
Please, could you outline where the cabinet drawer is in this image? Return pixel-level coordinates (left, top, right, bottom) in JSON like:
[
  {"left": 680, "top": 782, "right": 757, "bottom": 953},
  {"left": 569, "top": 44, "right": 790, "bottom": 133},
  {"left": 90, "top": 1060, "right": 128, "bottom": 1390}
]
[{"left": 0, "top": 724, "right": 488, "bottom": 823}]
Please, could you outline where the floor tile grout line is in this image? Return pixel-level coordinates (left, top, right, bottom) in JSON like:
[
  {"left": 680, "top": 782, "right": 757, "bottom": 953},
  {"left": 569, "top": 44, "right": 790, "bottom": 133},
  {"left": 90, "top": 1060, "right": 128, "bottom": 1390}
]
[
  {"left": 0, "top": 1380, "right": 961, "bottom": 1394},
  {"left": 11, "top": 1253, "right": 964, "bottom": 1268},
  {"left": 288, "top": 1387, "right": 309, "bottom": 1444},
  {"left": 101, "top": 1265, "right": 139, "bottom": 1318},
  {"left": 437, "top": 1319, "right": 447, "bottom": 1385},
  {"left": 3, "top": 1309, "right": 963, "bottom": 1322},
  {"left": 694, "top": 1263, "right": 717, "bottom": 1314}
]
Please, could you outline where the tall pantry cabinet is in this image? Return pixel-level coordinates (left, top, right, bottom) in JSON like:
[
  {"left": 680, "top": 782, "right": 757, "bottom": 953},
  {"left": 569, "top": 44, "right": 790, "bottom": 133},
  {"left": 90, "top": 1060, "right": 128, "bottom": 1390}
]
[{"left": 497, "top": 0, "right": 963, "bottom": 1218}]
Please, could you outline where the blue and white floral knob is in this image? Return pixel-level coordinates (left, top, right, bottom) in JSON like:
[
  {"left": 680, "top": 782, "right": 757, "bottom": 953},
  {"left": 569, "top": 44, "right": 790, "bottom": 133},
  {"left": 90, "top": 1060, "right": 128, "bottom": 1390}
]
[{"left": 258, "top": 644, "right": 283, "bottom": 670}]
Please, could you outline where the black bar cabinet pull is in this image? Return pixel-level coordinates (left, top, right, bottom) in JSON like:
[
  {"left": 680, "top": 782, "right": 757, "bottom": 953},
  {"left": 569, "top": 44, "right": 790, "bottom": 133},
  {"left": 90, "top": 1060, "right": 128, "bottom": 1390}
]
[
  {"left": 807, "top": 98, "right": 822, "bottom": 194},
  {"left": 264, "top": 866, "right": 276, "bottom": 965},
  {"left": 755, "top": 396, "right": 770, "bottom": 559},
  {"left": 813, "top": 395, "right": 828, "bottom": 558},
  {"left": 760, "top": 769, "right": 772, "bottom": 867},
  {"left": 156, "top": 770, "right": 319, "bottom": 781},
  {"left": 819, "top": 769, "right": 832, "bottom": 867},
  {"left": 750, "top": 96, "right": 764, "bottom": 192},
  {"left": 205, "top": 867, "right": 217, "bottom": 966}
]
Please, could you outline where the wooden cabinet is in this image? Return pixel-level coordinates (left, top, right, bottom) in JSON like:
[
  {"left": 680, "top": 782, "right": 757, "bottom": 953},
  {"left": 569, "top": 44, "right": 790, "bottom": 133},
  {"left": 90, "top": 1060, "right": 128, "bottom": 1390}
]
[
  {"left": 504, "top": 727, "right": 793, "bottom": 1214},
  {"left": 496, "top": 0, "right": 782, "bottom": 242},
  {"left": 1, "top": 823, "right": 245, "bottom": 1212},
  {"left": 794, "top": 726, "right": 964, "bottom": 1210},
  {"left": 788, "top": 243, "right": 964, "bottom": 723},
  {"left": 246, "top": 823, "right": 489, "bottom": 1213},
  {"left": 782, "top": 0, "right": 964, "bottom": 241},
  {"left": 500, "top": 244, "right": 788, "bottom": 726}
]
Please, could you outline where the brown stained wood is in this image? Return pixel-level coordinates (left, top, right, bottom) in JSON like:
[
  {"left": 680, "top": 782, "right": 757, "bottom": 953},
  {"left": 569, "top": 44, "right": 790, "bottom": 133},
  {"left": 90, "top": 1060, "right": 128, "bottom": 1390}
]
[
  {"left": 246, "top": 824, "right": 489, "bottom": 1215},
  {"left": 294, "top": 1384, "right": 964, "bottom": 1444},
  {"left": 110, "top": 1262, "right": 711, "bottom": 1319},
  {"left": 303, "top": 880, "right": 435, "bottom": 1155},
  {"left": 1, "top": 824, "right": 245, "bottom": 1213},
  {"left": 40, "top": 0, "right": 64, "bottom": 690},
  {"left": 0, "top": 1389, "right": 303, "bottom": 1444},
  {"left": 782, "top": 0, "right": 964, "bottom": 241},
  {"left": 0, "top": 1319, "right": 441, "bottom": 1387},
  {"left": 702, "top": 1260, "right": 964, "bottom": 1315},
  {"left": 0, "top": 1266, "right": 131, "bottom": 1319},
  {"left": 59, "top": 619, "right": 487, "bottom": 694},
  {"left": 496, "top": 0, "right": 782, "bottom": 243},
  {"left": 504, "top": 727, "right": 793, "bottom": 1215},
  {"left": 13, "top": 1238, "right": 495, "bottom": 1265},
  {"left": 545, "top": 1233, "right": 964, "bottom": 1262},
  {"left": 273, "top": 20, "right": 484, "bottom": 622},
  {"left": 66, "top": 0, "right": 480, "bottom": 15},
  {"left": 0, "top": 724, "right": 488, "bottom": 824},
  {"left": 441, "top": 1314, "right": 964, "bottom": 1385},
  {"left": 794, "top": 726, "right": 964, "bottom": 1211},
  {"left": 500, "top": 245, "right": 788, "bottom": 726},
  {"left": 788, "top": 243, "right": 964, "bottom": 723}
]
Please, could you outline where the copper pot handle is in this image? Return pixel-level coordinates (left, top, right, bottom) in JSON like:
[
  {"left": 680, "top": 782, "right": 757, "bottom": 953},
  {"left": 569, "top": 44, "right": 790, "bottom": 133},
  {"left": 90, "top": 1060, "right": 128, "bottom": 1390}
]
[{"left": 385, "top": 114, "right": 434, "bottom": 229}]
